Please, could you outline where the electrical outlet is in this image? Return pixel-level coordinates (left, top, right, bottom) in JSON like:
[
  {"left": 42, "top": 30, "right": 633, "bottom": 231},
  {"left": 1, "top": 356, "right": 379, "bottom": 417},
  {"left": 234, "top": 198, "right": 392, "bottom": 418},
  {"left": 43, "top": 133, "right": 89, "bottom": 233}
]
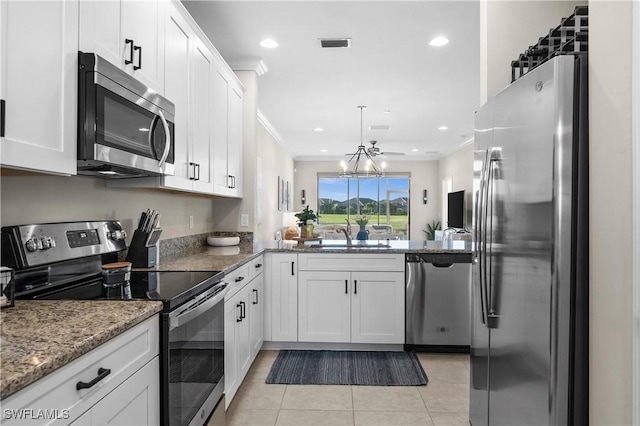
[
  {"left": 189, "top": 215, "right": 194, "bottom": 229},
  {"left": 240, "top": 214, "right": 249, "bottom": 227}
]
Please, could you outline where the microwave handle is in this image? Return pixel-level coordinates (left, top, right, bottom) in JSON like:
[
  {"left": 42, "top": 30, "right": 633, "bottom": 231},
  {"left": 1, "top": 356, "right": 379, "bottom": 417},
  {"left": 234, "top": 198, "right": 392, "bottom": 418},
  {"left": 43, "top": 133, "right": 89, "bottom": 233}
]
[{"left": 157, "top": 110, "right": 171, "bottom": 168}]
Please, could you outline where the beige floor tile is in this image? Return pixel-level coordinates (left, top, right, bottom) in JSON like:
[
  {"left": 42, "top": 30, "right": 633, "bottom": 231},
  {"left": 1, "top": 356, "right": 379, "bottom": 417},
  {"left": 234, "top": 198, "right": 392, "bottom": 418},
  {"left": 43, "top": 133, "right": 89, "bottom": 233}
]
[
  {"left": 418, "top": 383, "right": 469, "bottom": 413},
  {"left": 245, "top": 352, "right": 279, "bottom": 383},
  {"left": 354, "top": 410, "right": 434, "bottom": 425},
  {"left": 421, "top": 361, "right": 469, "bottom": 384},
  {"left": 276, "top": 409, "right": 354, "bottom": 425},
  {"left": 225, "top": 408, "right": 279, "bottom": 426},
  {"left": 281, "top": 385, "right": 353, "bottom": 411},
  {"left": 229, "top": 382, "right": 287, "bottom": 411},
  {"left": 428, "top": 412, "right": 470, "bottom": 426},
  {"left": 352, "top": 386, "right": 427, "bottom": 412}
]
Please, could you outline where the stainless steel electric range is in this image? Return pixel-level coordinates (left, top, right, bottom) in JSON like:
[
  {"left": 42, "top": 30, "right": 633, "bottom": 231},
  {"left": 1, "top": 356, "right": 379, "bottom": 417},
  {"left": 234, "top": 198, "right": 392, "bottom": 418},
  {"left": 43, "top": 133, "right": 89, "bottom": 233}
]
[{"left": 1, "top": 221, "right": 228, "bottom": 426}]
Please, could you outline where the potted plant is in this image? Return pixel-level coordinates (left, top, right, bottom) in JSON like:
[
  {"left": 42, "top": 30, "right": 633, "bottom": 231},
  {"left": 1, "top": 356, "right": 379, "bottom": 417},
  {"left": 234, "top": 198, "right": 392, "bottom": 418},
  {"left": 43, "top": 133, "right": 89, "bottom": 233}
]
[
  {"left": 423, "top": 220, "right": 441, "bottom": 241},
  {"left": 295, "top": 205, "right": 319, "bottom": 237},
  {"left": 354, "top": 214, "right": 371, "bottom": 240}
]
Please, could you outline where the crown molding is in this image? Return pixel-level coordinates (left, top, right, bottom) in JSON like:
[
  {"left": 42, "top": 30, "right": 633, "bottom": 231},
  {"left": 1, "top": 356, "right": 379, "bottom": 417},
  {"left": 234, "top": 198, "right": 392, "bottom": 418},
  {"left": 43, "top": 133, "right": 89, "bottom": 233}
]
[
  {"left": 227, "top": 58, "right": 269, "bottom": 76},
  {"left": 257, "top": 110, "right": 285, "bottom": 147}
]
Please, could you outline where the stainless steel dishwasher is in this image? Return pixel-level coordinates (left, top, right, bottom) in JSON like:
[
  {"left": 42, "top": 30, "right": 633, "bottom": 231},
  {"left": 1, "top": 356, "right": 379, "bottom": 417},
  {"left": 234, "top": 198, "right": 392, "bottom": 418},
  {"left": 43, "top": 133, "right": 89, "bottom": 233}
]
[{"left": 405, "top": 253, "right": 472, "bottom": 352}]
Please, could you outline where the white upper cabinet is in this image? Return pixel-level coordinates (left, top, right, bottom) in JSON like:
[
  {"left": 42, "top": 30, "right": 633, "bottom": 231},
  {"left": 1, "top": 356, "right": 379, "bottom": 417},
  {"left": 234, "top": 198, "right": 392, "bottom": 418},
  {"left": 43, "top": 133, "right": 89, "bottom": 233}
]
[
  {"left": 0, "top": 0, "right": 78, "bottom": 175},
  {"left": 212, "top": 68, "right": 244, "bottom": 198},
  {"left": 79, "top": 0, "right": 164, "bottom": 94}
]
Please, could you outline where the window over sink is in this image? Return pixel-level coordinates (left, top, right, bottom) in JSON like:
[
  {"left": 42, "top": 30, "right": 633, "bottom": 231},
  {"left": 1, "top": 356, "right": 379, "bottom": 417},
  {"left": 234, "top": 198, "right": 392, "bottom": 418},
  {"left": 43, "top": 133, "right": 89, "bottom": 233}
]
[{"left": 316, "top": 174, "right": 410, "bottom": 240}]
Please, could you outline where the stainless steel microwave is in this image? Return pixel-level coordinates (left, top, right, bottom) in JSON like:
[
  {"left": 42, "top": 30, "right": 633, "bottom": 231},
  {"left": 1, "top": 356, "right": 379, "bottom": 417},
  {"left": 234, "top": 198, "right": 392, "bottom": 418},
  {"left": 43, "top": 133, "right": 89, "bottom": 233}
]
[{"left": 77, "top": 52, "right": 175, "bottom": 178}]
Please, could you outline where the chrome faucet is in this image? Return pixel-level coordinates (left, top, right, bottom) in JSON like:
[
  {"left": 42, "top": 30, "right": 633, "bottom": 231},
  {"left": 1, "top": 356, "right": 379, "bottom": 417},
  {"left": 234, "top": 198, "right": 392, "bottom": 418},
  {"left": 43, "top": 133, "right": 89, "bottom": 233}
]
[
  {"left": 442, "top": 227, "right": 457, "bottom": 244},
  {"left": 338, "top": 227, "right": 352, "bottom": 245}
]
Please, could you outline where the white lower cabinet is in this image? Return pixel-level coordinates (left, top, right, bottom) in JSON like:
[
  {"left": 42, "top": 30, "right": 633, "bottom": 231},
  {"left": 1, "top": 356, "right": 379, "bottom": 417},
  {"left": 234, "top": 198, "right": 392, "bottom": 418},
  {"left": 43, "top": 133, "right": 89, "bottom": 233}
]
[
  {"left": 296, "top": 253, "right": 405, "bottom": 345},
  {"left": 70, "top": 357, "right": 160, "bottom": 425},
  {"left": 298, "top": 270, "right": 405, "bottom": 344},
  {"left": 265, "top": 253, "right": 298, "bottom": 342},
  {"left": 1, "top": 316, "right": 160, "bottom": 425},
  {"left": 224, "top": 261, "right": 264, "bottom": 408}
]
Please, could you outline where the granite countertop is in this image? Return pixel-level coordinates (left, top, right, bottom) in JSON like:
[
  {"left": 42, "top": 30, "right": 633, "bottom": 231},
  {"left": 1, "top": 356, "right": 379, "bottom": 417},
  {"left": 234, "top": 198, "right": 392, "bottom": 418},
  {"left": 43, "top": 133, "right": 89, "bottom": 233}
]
[
  {"left": 0, "top": 300, "right": 163, "bottom": 399},
  {"left": 153, "top": 239, "right": 472, "bottom": 272}
]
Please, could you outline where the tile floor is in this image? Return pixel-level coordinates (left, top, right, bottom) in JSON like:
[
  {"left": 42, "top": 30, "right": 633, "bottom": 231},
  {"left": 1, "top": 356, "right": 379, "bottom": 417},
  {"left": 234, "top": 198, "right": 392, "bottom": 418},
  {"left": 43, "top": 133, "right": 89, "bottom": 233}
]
[{"left": 216, "top": 350, "right": 470, "bottom": 426}]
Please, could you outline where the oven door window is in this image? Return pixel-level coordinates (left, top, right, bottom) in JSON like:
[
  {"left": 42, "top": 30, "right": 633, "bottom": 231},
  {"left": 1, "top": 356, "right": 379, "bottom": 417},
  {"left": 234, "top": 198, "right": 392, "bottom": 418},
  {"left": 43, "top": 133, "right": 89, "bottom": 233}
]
[
  {"left": 169, "top": 298, "right": 224, "bottom": 426},
  {"left": 95, "top": 86, "right": 174, "bottom": 163}
]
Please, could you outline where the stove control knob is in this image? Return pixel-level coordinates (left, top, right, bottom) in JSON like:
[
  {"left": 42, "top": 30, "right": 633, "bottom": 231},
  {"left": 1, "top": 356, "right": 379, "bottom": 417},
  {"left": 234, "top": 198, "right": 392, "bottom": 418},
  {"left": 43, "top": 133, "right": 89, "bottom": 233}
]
[
  {"left": 25, "top": 239, "right": 38, "bottom": 252},
  {"left": 108, "top": 230, "right": 127, "bottom": 241},
  {"left": 41, "top": 237, "right": 52, "bottom": 249}
]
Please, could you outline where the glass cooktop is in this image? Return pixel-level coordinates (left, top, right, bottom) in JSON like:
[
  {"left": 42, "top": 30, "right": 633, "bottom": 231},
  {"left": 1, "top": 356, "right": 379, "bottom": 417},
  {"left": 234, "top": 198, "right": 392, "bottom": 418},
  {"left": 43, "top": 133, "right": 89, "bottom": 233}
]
[{"left": 24, "top": 270, "right": 224, "bottom": 311}]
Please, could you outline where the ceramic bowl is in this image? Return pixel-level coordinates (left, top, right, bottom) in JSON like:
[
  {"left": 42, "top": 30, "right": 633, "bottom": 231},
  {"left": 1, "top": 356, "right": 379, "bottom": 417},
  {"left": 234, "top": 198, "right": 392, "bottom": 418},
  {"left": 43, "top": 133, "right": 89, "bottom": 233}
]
[{"left": 207, "top": 236, "right": 240, "bottom": 246}]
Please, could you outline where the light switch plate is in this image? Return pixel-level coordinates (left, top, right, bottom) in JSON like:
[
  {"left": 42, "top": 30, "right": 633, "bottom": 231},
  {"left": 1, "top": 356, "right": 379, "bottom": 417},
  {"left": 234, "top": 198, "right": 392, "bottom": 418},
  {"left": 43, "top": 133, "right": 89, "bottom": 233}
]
[{"left": 240, "top": 214, "right": 249, "bottom": 227}]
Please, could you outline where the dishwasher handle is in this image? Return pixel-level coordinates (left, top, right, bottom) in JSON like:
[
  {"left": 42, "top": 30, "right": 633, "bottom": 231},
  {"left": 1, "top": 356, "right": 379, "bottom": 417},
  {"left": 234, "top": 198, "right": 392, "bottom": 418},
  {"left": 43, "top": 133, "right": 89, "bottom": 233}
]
[{"left": 431, "top": 263, "right": 454, "bottom": 268}]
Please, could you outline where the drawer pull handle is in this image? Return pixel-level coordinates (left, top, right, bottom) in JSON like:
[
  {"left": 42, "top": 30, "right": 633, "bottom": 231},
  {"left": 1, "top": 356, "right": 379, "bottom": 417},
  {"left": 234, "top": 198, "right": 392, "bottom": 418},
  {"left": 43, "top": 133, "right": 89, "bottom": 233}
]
[
  {"left": 235, "top": 276, "right": 245, "bottom": 282},
  {"left": 255, "top": 263, "right": 262, "bottom": 268},
  {"left": 76, "top": 368, "right": 111, "bottom": 390},
  {"left": 253, "top": 289, "right": 259, "bottom": 305}
]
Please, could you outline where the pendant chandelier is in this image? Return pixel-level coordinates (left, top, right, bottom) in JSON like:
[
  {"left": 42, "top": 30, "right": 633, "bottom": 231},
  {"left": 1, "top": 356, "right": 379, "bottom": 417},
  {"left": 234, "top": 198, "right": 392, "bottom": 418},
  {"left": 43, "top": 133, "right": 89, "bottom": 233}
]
[{"left": 340, "top": 106, "right": 385, "bottom": 178}]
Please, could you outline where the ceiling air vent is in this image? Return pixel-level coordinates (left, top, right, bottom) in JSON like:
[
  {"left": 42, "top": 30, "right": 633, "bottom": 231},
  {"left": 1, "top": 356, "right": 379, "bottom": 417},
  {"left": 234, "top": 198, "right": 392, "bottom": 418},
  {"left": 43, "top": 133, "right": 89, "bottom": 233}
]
[
  {"left": 320, "top": 38, "right": 351, "bottom": 48},
  {"left": 369, "top": 125, "right": 391, "bottom": 131}
]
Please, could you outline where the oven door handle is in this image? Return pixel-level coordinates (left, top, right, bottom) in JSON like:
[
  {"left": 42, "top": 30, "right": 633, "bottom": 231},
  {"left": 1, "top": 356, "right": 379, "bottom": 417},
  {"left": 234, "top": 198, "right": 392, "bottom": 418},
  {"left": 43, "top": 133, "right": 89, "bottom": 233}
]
[{"left": 169, "top": 283, "right": 229, "bottom": 331}]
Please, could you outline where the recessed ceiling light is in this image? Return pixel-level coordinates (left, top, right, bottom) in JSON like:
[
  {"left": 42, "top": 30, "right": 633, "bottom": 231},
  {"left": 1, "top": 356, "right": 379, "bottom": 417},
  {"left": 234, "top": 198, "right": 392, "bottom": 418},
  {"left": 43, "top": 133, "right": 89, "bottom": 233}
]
[
  {"left": 438, "top": 126, "right": 449, "bottom": 130},
  {"left": 314, "top": 127, "right": 324, "bottom": 132},
  {"left": 320, "top": 149, "right": 328, "bottom": 153},
  {"left": 384, "top": 110, "right": 391, "bottom": 114},
  {"left": 411, "top": 149, "right": 420, "bottom": 152},
  {"left": 260, "top": 39, "right": 279, "bottom": 48},
  {"left": 139, "top": 128, "right": 150, "bottom": 132},
  {"left": 429, "top": 36, "right": 449, "bottom": 47}
]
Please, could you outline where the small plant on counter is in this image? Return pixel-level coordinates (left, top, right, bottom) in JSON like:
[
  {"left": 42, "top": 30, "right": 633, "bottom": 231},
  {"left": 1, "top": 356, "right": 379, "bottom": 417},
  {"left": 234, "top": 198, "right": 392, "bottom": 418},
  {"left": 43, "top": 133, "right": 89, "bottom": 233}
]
[
  {"left": 294, "top": 205, "right": 319, "bottom": 227},
  {"left": 423, "top": 220, "right": 441, "bottom": 240}
]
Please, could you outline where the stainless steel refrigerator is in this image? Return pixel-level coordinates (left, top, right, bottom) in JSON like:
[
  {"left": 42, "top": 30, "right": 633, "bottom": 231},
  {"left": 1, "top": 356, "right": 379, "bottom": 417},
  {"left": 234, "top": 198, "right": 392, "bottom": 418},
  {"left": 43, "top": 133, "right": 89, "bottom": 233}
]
[{"left": 470, "top": 55, "right": 588, "bottom": 426}]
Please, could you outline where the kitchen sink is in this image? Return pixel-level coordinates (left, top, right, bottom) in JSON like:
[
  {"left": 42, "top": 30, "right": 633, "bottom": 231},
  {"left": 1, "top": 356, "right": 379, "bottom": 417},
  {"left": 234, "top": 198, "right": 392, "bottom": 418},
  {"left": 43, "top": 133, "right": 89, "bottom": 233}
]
[{"left": 309, "top": 242, "right": 392, "bottom": 249}]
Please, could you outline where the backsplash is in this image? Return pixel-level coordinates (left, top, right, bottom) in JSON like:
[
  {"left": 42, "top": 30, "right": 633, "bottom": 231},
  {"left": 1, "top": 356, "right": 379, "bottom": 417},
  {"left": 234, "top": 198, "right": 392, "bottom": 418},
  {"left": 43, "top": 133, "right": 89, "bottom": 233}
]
[{"left": 159, "top": 232, "right": 253, "bottom": 262}]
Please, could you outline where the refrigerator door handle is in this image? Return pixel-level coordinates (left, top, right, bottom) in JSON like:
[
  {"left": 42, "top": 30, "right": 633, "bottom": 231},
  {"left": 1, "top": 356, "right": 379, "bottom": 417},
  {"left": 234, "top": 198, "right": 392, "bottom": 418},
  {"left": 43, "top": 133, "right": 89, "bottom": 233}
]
[
  {"left": 486, "top": 150, "right": 502, "bottom": 329},
  {"left": 475, "top": 150, "right": 489, "bottom": 325}
]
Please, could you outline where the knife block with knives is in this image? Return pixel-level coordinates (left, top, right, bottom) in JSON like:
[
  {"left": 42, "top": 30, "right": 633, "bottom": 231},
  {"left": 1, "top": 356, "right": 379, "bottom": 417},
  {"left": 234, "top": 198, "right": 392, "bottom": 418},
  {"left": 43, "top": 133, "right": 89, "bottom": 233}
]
[{"left": 127, "top": 209, "right": 162, "bottom": 268}]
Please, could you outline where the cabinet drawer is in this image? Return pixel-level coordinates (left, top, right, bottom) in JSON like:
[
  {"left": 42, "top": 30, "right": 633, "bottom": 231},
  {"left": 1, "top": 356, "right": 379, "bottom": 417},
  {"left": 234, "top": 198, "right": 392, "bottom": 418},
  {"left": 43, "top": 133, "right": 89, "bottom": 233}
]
[
  {"left": 298, "top": 253, "right": 404, "bottom": 272},
  {"left": 250, "top": 255, "right": 264, "bottom": 279},
  {"left": 224, "top": 262, "right": 251, "bottom": 299},
  {"left": 2, "top": 315, "right": 159, "bottom": 425}
]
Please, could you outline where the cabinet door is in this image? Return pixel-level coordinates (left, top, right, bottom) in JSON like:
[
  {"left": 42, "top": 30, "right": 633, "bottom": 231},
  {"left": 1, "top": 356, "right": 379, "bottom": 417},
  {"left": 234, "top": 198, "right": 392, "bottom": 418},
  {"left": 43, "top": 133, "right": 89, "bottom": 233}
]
[
  {"left": 162, "top": 7, "right": 193, "bottom": 191},
  {"left": 235, "top": 289, "right": 252, "bottom": 379},
  {"left": 87, "top": 357, "right": 160, "bottom": 425},
  {"left": 351, "top": 271, "right": 405, "bottom": 344},
  {"left": 0, "top": 0, "right": 78, "bottom": 175},
  {"left": 298, "top": 271, "right": 351, "bottom": 343},
  {"left": 120, "top": 0, "right": 163, "bottom": 92},
  {"left": 212, "top": 67, "right": 230, "bottom": 195},
  {"left": 249, "top": 275, "right": 264, "bottom": 358},
  {"left": 227, "top": 84, "right": 243, "bottom": 197},
  {"left": 190, "top": 40, "right": 214, "bottom": 193},
  {"left": 270, "top": 253, "right": 298, "bottom": 342},
  {"left": 79, "top": 1, "right": 122, "bottom": 69},
  {"left": 79, "top": 1, "right": 163, "bottom": 93}
]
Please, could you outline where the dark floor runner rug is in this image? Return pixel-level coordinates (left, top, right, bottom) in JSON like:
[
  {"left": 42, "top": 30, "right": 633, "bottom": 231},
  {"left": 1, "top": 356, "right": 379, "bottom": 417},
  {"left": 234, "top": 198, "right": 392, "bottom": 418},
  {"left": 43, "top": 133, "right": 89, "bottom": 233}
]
[{"left": 265, "top": 350, "right": 428, "bottom": 386}]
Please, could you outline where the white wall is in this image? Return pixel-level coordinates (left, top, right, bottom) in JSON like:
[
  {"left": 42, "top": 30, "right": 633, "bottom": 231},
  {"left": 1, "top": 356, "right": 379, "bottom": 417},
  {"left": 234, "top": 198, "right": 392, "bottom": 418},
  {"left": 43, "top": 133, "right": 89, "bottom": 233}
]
[
  {"left": 438, "top": 143, "right": 474, "bottom": 228},
  {"left": 294, "top": 160, "right": 439, "bottom": 240},
  {"left": 589, "top": 2, "right": 634, "bottom": 424},
  {"left": 0, "top": 172, "right": 216, "bottom": 240},
  {"left": 255, "top": 118, "right": 295, "bottom": 241},
  {"left": 481, "top": 0, "right": 587, "bottom": 101}
]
